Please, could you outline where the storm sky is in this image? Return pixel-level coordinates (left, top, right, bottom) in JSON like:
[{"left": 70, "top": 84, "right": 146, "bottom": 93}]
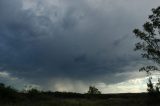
[{"left": 0, "top": 0, "right": 160, "bottom": 93}]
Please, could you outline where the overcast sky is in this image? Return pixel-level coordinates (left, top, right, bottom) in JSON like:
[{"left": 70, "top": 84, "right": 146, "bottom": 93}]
[{"left": 0, "top": 0, "right": 160, "bottom": 93}]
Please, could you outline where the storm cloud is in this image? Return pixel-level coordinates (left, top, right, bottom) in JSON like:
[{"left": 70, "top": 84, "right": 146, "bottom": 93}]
[{"left": 0, "top": 0, "right": 160, "bottom": 92}]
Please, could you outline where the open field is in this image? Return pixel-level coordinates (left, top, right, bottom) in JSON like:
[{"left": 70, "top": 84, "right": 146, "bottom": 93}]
[
  {"left": 1, "top": 84, "right": 160, "bottom": 106},
  {"left": 1, "top": 91, "right": 160, "bottom": 106}
]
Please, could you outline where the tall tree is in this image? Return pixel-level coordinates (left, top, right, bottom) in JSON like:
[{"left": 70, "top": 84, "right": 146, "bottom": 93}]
[
  {"left": 133, "top": 6, "right": 160, "bottom": 93},
  {"left": 87, "top": 86, "right": 101, "bottom": 94}
]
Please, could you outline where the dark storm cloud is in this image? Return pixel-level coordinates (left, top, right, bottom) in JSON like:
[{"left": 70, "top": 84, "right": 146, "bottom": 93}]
[{"left": 0, "top": 0, "right": 160, "bottom": 87}]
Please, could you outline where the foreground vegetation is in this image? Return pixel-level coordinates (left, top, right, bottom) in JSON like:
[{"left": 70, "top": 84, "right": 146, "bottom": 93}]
[{"left": 0, "top": 83, "right": 160, "bottom": 106}]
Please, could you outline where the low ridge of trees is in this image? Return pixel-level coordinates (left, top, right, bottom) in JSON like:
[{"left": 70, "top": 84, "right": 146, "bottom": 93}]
[{"left": 0, "top": 82, "right": 160, "bottom": 105}]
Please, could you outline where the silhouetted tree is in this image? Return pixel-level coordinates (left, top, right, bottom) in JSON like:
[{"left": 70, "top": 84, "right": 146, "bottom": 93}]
[
  {"left": 133, "top": 6, "right": 160, "bottom": 93},
  {"left": 147, "top": 77, "right": 154, "bottom": 93},
  {"left": 0, "top": 83, "right": 18, "bottom": 103},
  {"left": 155, "top": 78, "right": 160, "bottom": 93},
  {"left": 87, "top": 86, "right": 101, "bottom": 94}
]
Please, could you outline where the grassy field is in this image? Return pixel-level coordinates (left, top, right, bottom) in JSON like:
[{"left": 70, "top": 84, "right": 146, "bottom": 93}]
[
  {"left": 1, "top": 92, "right": 160, "bottom": 106},
  {"left": 0, "top": 84, "right": 160, "bottom": 106}
]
